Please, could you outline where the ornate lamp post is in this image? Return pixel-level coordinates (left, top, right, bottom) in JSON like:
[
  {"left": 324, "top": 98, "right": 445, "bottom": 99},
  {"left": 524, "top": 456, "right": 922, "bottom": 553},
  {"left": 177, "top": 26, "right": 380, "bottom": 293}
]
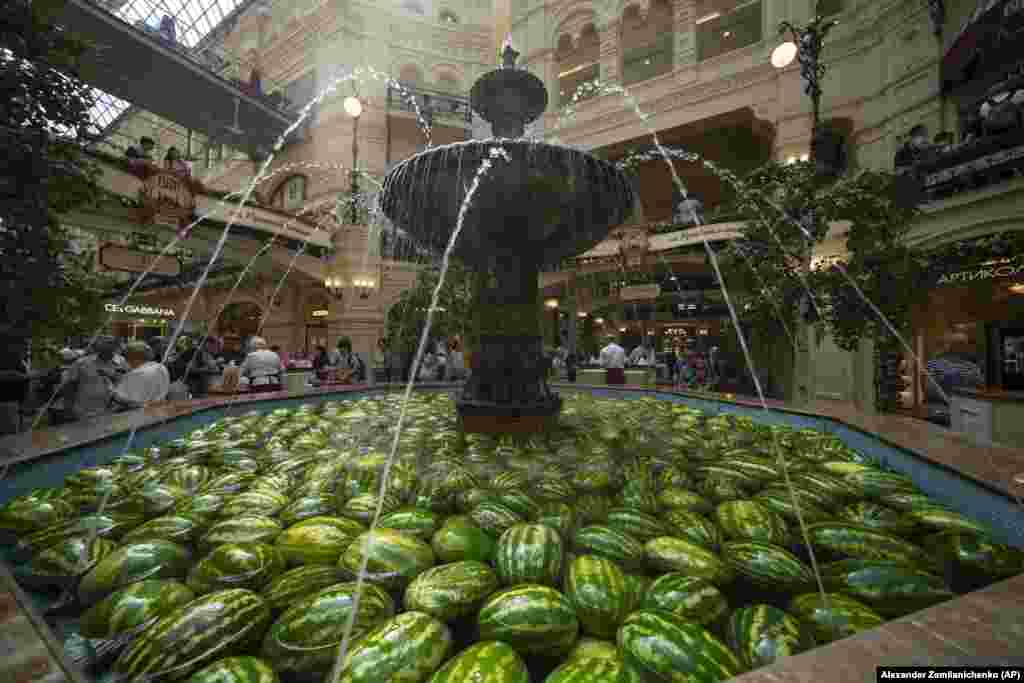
[
  {"left": 771, "top": 3, "right": 839, "bottom": 167},
  {"left": 343, "top": 94, "right": 363, "bottom": 225}
]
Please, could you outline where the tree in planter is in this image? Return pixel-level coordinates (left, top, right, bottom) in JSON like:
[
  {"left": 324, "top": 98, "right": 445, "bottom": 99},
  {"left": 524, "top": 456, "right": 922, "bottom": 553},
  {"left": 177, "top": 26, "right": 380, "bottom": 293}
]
[
  {"left": 384, "top": 260, "right": 476, "bottom": 359},
  {"left": 1, "top": 0, "right": 115, "bottom": 370}
]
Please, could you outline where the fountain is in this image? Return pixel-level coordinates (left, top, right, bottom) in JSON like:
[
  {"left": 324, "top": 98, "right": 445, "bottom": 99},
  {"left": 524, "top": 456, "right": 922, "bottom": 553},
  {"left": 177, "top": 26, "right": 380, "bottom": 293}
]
[{"left": 379, "top": 42, "right": 635, "bottom": 433}]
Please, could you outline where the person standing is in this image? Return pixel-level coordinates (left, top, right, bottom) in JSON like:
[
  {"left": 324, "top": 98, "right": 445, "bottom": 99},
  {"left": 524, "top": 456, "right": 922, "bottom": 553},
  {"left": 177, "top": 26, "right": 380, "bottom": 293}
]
[
  {"left": 110, "top": 341, "right": 170, "bottom": 410},
  {"left": 599, "top": 339, "right": 626, "bottom": 385},
  {"left": 239, "top": 337, "right": 284, "bottom": 393},
  {"left": 372, "top": 338, "right": 389, "bottom": 384},
  {"left": 446, "top": 339, "right": 466, "bottom": 382},
  {"left": 61, "top": 336, "right": 122, "bottom": 421},
  {"left": 565, "top": 350, "right": 578, "bottom": 383}
]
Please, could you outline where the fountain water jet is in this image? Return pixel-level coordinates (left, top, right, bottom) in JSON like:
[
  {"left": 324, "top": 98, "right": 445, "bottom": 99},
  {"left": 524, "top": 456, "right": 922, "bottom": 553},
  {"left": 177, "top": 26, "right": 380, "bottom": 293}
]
[{"left": 379, "top": 43, "right": 635, "bottom": 433}]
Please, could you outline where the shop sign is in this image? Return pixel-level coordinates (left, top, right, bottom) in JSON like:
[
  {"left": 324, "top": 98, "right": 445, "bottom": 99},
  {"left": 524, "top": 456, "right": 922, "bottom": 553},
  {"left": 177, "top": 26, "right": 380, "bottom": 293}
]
[
  {"left": 139, "top": 171, "right": 196, "bottom": 230},
  {"left": 937, "top": 260, "right": 1024, "bottom": 285},
  {"left": 311, "top": 309, "right": 330, "bottom": 317},
  {"left": 105, "top": 303, "right": 176, "bottom": 318},
  {"left": 99, "top": 244, "right": 181, "bottom": 276},
  {"left": 620, "top": 284, "right": 661, "bottom": 301}
]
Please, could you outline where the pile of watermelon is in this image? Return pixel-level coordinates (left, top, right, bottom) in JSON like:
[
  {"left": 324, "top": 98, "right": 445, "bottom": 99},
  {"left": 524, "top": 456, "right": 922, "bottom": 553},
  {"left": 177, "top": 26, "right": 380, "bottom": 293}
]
[{"left": 1, "top": 391, "right": 1022, "bottom": 683}]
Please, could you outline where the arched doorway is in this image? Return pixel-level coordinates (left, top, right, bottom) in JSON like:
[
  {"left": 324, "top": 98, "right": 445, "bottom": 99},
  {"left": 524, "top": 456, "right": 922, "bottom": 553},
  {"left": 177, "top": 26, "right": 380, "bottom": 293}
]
[
  {"left": 217, "top": 301, "right": 264, "bottom": 358},
  {"left": 305, "top": 294, "right": 332, "bottom": 354}
]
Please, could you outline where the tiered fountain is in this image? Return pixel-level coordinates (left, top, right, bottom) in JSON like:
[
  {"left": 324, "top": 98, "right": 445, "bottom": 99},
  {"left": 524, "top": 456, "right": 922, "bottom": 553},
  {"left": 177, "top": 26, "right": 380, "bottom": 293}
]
[{"left": 379, "top": 43, "right": 635, "bottom": 433}]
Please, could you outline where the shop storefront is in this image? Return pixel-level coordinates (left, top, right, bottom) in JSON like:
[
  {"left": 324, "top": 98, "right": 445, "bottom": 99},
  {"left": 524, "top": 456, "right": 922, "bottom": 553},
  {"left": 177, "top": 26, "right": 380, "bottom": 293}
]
[
  {"left": 104, "top": 302, "right": 177, "bottom": 341},
  {"left": 908, "top": 255, "right": 1024, "bottom": 445}
]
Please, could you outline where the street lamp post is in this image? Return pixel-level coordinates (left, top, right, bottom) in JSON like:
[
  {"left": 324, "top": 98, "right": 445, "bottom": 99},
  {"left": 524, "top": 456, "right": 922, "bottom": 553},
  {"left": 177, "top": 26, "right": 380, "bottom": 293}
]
[
  {"left": 343, "top": 95, "right": 363, "bottom": 225},
  {"left": 771, "top": 4, "right": 838, "bottom": 167}
]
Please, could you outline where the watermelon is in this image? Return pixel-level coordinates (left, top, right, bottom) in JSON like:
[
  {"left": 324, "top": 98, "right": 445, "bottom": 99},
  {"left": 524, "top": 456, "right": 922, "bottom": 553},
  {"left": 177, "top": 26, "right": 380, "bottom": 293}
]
[
  {"left": 492, "top": 492, "right": 541, "bottom": 521},
  {"left": 726, "top": 604, "right": 815, "bottom": 669},
  {"left": 188, "top": 543, "right": 287, "bottom": 594},
  {"left": 470, "top": 501, "right": 524, "bottom": 537},
  {"left": 573, "top": 525, "right": 645, "bottom": 569},
  {"left": 544, "top": 657, "right": 645, "bottom": 683},
  {"left": 819, "top": 560, "right": 954, "bottom": 617},
  {"left": 566, "top": 637, "right": 619, "bottom": 662},
  {"left": 121, "top": 515, "right": 202, "bottom": 546},
  {"left": 641, "top": 574, "right": 728, "bottom": 626},
  {"left": 404, "top": 561, "right": 499, "bottom": 622},
  {"left": 79, "top": 540, "right": 193, "bottom": 605},
  {"left": 339, "top": 529, "right": 435, "bottom": 590},
  {"left": 220, "top": 491, "right": 289, "bottom": 519},
  {"left": 261, "top": 582, "right": 395, "bottom": 676},
  {"left": 536, "top": 502, "right": 577, "bottom": 539},
  {"left": 721, "top": 541, "right": 815, "bottom": 591},
  {"left": 564, "top": 555, "right": 630, "bottom": 640},
  {"left": 337, "top": 611, "right": 452, "bottom": 683},
  {"left": 906, "top": 506, "right": 992, "bottom": 535},
  {"left": 275, "top": 517, "right": 361, "bottom": 566},
  {"left": 0, "top": 496, "right": 75, "bottom": 535},
  {"left": 114, "top": 589, "right": 272, "bottom": 680},
  {"left": 645, "top": 537, "right": 733, "bottom": 583},
  {"left": 201, "top": 517, "right": 284, "bottom": 551},
  {"left": 260, "top": 565, "right": 345, "bottom": 613},
  {"left": 844, "top": 470, "right": 916, "bottom": 498},
  {"left": 80, "top": 579, "right": 196, "bottom": 639},
  {"left": 184, "top": 656, "right": 279, "bottom": 683},
  {"left": 606, "top": 508, "right": 666, "bottom": 543},
  {"left": 477, "top": 584, "right": 580, "bottom": 657},
  {"left": 804, "top": 522, "right": 933, "bottom": 567},
  {"left": 838, "top": 502, "right": 917, "bottom": 536},
  {"left": 657, "top": 488, "right": 713, "bottom": 514},
  {"left": 495, "top": 523, "right": 565, "bottom": 587},
  {"left": 431, "top": 517, "right": 496, "bottom": 563},
  {"left": 788, "top": 593, "right": 885, "bottom": 644},
  {"left": 427, "top": 641, "right": 529, "bottom": 683},
  {"left": 715, "top": 500, "right": 789, "bottom": 544},
  {"left": 923, "top": 531, "right": 1024, "bottom": 579},
  {"left": 617, "top": 609, "right": 742, "bottom": 683},
  {"left": 21, "top": 536, "right": 117, "bottom": 586},
  {"left": 661, "top": 509, "right": 723, "bottom": 550},
  {"left": 279, "top": 496, "right": 336, "bottom": 527},
  {"left": 379, "top": 508, "right": 442, "bottom": 541}
]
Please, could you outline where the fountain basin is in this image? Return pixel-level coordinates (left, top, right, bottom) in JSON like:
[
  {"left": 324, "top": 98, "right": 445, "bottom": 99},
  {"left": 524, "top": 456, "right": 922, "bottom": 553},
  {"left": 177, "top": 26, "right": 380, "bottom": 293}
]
[
  {"left": 378, "top": 140, "right": 635, "bottom": 268},
  {"left": 1, "top": 386, "right": 1022, "bottom": 682}
]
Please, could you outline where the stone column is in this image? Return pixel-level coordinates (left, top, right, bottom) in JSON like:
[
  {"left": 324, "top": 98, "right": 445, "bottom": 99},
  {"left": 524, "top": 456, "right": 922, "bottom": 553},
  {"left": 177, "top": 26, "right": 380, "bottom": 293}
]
[
  {"left": 673, "top": 0, "right": 697, "bottom": 69},
  {"left": 597, "top": 20, "right": 620, "bottom": 86}
]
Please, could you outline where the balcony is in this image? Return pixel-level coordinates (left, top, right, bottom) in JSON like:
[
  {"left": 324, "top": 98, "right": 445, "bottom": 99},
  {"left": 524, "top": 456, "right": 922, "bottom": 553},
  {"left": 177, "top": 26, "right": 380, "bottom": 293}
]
[
  {"left": 57, "top": 0, "right": 301, "bottom": 160},
  {"left": 386, "top": 83, "right": 472, "bottom": 127}
]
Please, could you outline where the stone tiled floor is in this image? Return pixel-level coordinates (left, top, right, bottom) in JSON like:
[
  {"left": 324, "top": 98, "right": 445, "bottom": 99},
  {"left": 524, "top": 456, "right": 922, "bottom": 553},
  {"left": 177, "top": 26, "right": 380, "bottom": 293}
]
[{"left": 1, "top": 381, "right": 1023, "bottom": 682}]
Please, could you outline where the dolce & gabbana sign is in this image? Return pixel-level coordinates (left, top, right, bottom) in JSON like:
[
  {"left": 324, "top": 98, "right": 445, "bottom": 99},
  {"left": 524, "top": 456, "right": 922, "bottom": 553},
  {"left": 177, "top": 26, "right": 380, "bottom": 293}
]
[
  {"left": 105, "top": 303, "right": 177, "bottom": 318},
  {"left": 937, "top": 259, "right": 1024, "bottom": 285}
]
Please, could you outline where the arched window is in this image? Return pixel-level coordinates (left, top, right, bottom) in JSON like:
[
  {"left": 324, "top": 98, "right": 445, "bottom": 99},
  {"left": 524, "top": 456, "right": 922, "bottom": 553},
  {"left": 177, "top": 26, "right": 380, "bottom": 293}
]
[
  {"left": 695, "top": 0, "right": 763, "bottom": 62},
  {"left": 556, "top": 23, "right": 600, "bottom": 106},
  {"left": 439, "top": 9, "right": 458, "bottom": 23},
  {"left": 271, "top": 175, "right": 307, "bottom": 211},
  {"left": 402, "top": 0, "right": 425, "bottom": 15},
  {"left": 621, "top": 0, "right": 674, "bottom": 84}
]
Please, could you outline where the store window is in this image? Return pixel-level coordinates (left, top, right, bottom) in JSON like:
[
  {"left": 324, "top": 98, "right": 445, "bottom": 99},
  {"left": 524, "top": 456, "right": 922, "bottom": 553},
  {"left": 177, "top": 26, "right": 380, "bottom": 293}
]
[
  {"left": 696, "top": 0, "right": 763, "bottom": 62},
  {"left": 556, "top": 24, "right": 600, "bottom": 106},
  {"left": 272, "top": 175, "right": 307, "bottom": 211},
  {"left": 621, "top": 0, "right": 673, "bottom": 85}
]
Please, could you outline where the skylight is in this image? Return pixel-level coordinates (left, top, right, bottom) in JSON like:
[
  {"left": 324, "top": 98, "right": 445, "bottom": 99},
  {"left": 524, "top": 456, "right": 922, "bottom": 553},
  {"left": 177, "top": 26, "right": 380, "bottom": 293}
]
[{"left": 85, "top": 0, "right": 252, "bottom": 139}]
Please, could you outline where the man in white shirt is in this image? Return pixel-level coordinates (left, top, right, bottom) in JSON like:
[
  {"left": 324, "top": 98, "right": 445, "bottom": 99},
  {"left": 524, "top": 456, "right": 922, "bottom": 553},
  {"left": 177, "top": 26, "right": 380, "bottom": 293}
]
[
  {"left": 599, "top": 340, "right": 626, "bottom": 385},
  {"left": 112, "top": 341, "right": 170, "bottom": 410},
  {"left": 240, "top": 337, "right": 284, "bottom": 393}
]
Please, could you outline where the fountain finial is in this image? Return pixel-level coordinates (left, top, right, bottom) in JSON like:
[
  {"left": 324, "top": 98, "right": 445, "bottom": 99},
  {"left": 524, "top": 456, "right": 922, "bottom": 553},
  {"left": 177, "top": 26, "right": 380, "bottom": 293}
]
[{"left": 501, "top": 34, "right": 520, "bottom": 69}]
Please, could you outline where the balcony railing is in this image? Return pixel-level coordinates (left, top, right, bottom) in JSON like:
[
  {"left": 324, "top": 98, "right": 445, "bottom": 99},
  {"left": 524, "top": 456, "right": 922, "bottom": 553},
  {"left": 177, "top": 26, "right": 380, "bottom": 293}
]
[
  {"left": 386, "top": 84, "right": 473, "bottom": 126},
  {"left": 908, "top": 128, "right": 1024, "bottom": 201}
]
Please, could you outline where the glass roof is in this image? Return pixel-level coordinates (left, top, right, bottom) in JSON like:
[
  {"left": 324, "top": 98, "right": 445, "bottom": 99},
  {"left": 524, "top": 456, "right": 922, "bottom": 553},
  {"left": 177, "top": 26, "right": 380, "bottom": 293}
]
[{"left": 87, "top": 0, "right": 251, "bottom": 138}]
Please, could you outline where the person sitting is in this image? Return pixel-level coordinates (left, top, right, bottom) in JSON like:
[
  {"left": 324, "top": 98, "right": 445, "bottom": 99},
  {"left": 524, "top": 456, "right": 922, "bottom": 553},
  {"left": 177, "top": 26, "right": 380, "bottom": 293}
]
[
  {"left": 240, "top": 337, "right": 284, "bottom": 393},
  {"left": 157, "top": 15, "right": 176, "bottom": 46},
  {"left": 61, "top": 336, "right": 122, "bottom": 421},
  {"left": 164, "top": 146, "right": 191, "bottom": 177},
  {"left": 111, "top": 341, "right": 170, "bottom": 410},
  {"left": 599, "top": 339, "right": 626, "bottom": 385},
  {"left": 312, "top": 345, "right": 331, "bottom": 379}
]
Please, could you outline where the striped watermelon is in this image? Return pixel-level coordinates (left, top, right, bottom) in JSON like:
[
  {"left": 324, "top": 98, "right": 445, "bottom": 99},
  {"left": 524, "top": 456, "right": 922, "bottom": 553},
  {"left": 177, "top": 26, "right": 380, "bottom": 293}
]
[
  {"left": 261, "top": 581, "right": 395, "bottom": 676},
  {"left": 564, "top": 555, "right": 630, "bottom": 640},
  {"left": 426, "top": 641, "right": 529, "bottom": 683},
  {"left": 838, "top": 502, "right": 917, "bottom": 536},
  {"left": 819, "top": 560, "right": 954, "bottom": 617},
  {"left": 622, "top": 572, "right": 650, "bottom": 615},
  {"left": 22, "top": 536, "right": 118, "bottom": 585},
  {"left": 275, "top": 517, "right": 361, "bottom": 566},
  {"left": 617, "top": 609, "right": 743, "bottom": 683},
  {"left": 923, "top": 531, "right": 1024, "bottom": 579},
  {"left": 338, "top": 529, "right": 435, "bottom": 590},
  {"left": 121, "top": 515, "right": 202, "bottom": 546},
  {"left": 804, "top": 522, "right": 933, "bottom": 567},
  {"left": 573, "top": 525, "right": 645, "bottom": 569},
  {"left": 536, "top": 502, "right": 577, "bottom": 539},
  {"left": 753, "top": 492, "right": 831, "bottom": 525},
  {"left": 566, "top": 637, "right": 619, "bottom": 662},
  {"left": 715, "top": 500, "right": 789, "bottom": 544},
  {"left": 660, "top": 509, "right": 723, "bottom": 550},
  {"left": 114, "top": 589, "right": 272, "bottom": 680},
  {"left": 79, "top": 540, "right": 193, "bottom": 605},
  {"left": 491, "top": 492, "right": 541, "bottom": 521},
  {"left": 337, "top": 611, "right": 452, "bottom": 683},
  {"left": 844, "top": 470, "right": 916, "bottom": 498},
  {"left": 431, "top": 517, "right": 496, "bottom": 563},
  {"left": 184, "top": 657, "right": 279, "bottom": 683},
  {"left": 644, "top": 537, "right": 733, "bottom": 584},
  {"left": 495, "top": 523, "right": 565, "bottom": 587},
  {"left": 544, "top": 657, "right": 645, "bottom": 683},
  {"left": 404, "top": 560, "right": 499, "bottom": 622},
  {"left": 219, "top": 491, "right": 289, "bottom": 519},
  {"left": 606, "top": 508, "right": 666, "bottom": 543},
  {"left": 470, "top": 501, "right": 524, "bottom": 537},
  {"left": 279, "top": 496, "right": 336, "bottom": 527},
  {"left": 656, "top": 489, "right": 712, "bottom": 514},
  {"left": 379, "top": 508, "right": 442, "bottom": 541},
  {"left": 905, "top": 505, "right": 991, "bottom": 535},
  {"left": 534, "top": 479, "right": 575, "bottom": 502},
  {"left": 726, "top": 604, "right": 815, "bottom": 668},
  {"left": 200, "top": 517, "right": 284, "bottom": 551},
  {"left": 79, "top": 579, "right": 196, "bottom": 639},
  {"left": 721, "top": 541, "right": 815, "bottom": 590},
  {"left": 641, "top": 574, "right": 728, "bottom": 626},
  {"left": 260, "top": 565, "right": 345, "bottom": 613},
  {"left": 188, "top": 542, "right": 287, "bottom": 595},
  {"left": 788, "top": 592, "right": 885, "bottom": 644},
  {"left": 477, "top": 584, "right": 580, "bottom": 657},
  {"left": 0, "top": 495, "right": 75, "bottom": 535}
]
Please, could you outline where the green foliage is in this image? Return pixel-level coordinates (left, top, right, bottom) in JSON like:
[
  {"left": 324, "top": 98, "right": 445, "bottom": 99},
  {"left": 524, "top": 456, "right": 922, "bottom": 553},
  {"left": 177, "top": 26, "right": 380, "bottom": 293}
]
[
  {"left": 1, "top": 0, "right": 121, "bottom": 369},
  {"left": 384, "top": 261, "right": 476, "bottom": 353},
  {"left": 715, "top": 161, "right": 922, "bottom": 353}
]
